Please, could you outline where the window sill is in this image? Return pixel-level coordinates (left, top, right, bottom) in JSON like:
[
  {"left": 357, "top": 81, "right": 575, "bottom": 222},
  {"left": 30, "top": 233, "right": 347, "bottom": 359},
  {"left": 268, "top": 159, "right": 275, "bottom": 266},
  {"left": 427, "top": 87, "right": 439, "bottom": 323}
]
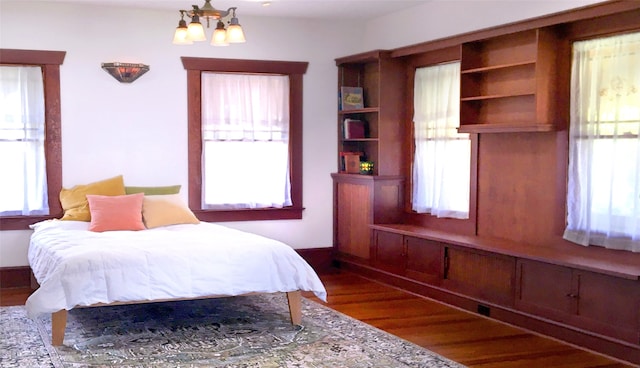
[
  {"left": 0, "top": 215, "right": 57, "bottom": 230},
  {"left": 192, "top": 207, "right": 304, "bottom": 222}
]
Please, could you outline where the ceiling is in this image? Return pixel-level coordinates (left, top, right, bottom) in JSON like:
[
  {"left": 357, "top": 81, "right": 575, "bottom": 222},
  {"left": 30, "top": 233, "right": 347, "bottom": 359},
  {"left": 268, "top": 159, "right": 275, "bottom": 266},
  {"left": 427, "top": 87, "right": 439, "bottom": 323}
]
[{"left": 23, "top": 0, "right": 433, "bottom": 20}]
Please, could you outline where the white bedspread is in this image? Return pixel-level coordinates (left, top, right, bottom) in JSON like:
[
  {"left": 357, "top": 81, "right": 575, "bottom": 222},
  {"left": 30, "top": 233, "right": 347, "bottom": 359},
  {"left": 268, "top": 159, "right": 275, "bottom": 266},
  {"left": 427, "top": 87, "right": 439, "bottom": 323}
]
[{"left": 26, "top": 220, "right": 327, "bottom": 318}]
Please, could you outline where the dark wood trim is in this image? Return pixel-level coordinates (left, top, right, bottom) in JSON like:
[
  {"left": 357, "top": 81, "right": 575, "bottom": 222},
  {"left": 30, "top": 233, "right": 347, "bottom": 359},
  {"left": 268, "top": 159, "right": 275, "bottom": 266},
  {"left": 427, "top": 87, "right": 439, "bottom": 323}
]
[
  {"left": 0, "top": 49, "right": 65, "bottom": 65},
  {"left": 181, "top": 57, "right": 308, "bottom": 74},
  {"left": 391, "top": 0, "right": 640, "bottom": 58},
  {"left": 0, "top": 49, "right": 65, "bottom": 230},
  {"left": 0, "top": 266, "right": 31, "bottom": 289},
  {"left": 181, "top": 57, "right": 308, "bottom": 222},
  {"left": 336, "top": 258, "right": 640, "bottom": 365},
  {"left": 295, "top": 247, "right": 334, "bottom": 275}
]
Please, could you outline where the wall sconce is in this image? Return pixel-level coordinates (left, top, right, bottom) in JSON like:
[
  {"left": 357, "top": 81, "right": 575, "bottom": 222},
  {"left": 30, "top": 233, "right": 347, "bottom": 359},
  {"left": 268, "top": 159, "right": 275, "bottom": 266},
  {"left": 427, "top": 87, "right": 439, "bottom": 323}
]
[{"left": 101, "top": 62, "right": 150, "bottom": 83}]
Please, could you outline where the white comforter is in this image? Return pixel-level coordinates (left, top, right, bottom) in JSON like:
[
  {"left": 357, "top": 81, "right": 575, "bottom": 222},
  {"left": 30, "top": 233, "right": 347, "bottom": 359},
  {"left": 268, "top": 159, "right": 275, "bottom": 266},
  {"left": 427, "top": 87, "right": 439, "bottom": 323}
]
[{"left": 26, "top": 220, "right": 327, "bottom": 318}]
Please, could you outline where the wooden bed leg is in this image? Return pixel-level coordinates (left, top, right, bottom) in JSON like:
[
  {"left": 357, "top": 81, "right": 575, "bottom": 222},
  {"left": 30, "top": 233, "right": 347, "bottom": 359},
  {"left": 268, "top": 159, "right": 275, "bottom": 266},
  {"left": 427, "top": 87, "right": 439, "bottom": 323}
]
[
  {"left": 286, "top": 291, "right": 302, "bottom": 325},
  {"left": 51, "top": 310, "right": 68, "bottom": 346}
]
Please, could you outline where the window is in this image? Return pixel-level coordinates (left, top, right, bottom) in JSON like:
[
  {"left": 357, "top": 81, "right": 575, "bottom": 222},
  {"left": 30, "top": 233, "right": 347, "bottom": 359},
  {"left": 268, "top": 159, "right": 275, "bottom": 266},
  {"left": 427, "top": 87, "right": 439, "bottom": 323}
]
[
  {"left": 564, "top": 31, "right": 640, "bottom": 252},
  {"left": 181, "top": 57, "right": 307, "bottom": 222},
  {"left": 0, "top": 49, "right": 65, "bottom": 230},
  {"left": 0, "top": 66, "right": 47, "bottom": 216},
  {"left": 201, "top": 72, "right": 290, "bottom": 209},
  {"left": 412, "top": 61, "right": 470, "bottom": 219}
]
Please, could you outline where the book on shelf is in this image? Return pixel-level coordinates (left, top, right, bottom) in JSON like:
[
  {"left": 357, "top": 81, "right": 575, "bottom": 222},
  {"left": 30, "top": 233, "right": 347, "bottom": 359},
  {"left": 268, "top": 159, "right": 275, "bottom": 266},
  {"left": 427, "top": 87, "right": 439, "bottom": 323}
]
[
  {"left": 343, "top": 118, "right": 367, "bottom": 139},
  {"left": 340, "top": 86, "right": 364, "bottom": 110}
]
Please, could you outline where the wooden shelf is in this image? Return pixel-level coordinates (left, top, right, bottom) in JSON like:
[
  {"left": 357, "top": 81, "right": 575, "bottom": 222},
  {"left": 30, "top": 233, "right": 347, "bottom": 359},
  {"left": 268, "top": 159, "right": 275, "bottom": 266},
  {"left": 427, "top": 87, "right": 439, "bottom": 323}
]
[
  {"left": 461, "top": 60, "right": 536, "bottom": 74},
  {"left": 461, "top": 92, "right": 535, "bottom": 101},
  {"left": 458, "top": 123, "right": 555, "bottom": 134},
  {"left": 339, "top": 107, "right": 379, "bottom": 115}
]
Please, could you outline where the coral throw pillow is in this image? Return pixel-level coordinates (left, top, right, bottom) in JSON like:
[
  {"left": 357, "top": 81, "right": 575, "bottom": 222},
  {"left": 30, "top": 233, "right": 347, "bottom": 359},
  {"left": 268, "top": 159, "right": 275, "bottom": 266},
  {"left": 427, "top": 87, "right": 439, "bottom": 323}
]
[{"left": 87, "top": 193, "right": 145, "bottom": 232}]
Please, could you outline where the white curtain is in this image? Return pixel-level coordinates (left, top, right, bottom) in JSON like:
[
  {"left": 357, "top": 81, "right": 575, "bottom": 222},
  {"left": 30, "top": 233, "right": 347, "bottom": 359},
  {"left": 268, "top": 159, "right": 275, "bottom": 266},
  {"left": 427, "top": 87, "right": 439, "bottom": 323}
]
[
  {"left": 0, "top": 66, "right": 48, "bottom": 216},
  {"left": 201, "top": 72, "right": 291, "bottom": 209},
  {"left": 564, "top": 32, "right": 640, "bottom": 252},
  {"left": 412, "top": 62, "right": 470, "bottom": 219}
]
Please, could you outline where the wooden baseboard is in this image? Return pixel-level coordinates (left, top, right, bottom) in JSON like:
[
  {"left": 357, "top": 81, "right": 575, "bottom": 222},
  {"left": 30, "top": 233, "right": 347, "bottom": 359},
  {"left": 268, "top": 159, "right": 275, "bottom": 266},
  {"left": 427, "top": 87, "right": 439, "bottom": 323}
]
[
  {"left": 295, "top": 247, "right": 335, "bottom": 275},
  {"left": 336, "top": 259, "right": 640, "bottom": 366},
  {"left": 0, "top": 266, "right": 31, "bottom": 289}
]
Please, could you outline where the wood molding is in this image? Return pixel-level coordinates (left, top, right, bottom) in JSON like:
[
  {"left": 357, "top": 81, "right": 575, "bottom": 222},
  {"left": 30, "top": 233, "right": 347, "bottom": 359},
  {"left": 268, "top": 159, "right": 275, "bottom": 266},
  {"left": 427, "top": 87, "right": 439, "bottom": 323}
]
[
  {"left": 295, "top": 247, "right": 335, "bottom": 275},
  {"left": 0, "top": 266, "right": 31, "bottom": 289}
]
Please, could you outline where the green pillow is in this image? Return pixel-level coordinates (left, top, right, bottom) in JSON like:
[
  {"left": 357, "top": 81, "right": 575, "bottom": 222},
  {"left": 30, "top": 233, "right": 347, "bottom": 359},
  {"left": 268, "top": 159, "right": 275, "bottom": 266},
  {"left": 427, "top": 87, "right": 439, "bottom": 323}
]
[{"left": 125, "top": 185, "right": 181, "bottom": 195}]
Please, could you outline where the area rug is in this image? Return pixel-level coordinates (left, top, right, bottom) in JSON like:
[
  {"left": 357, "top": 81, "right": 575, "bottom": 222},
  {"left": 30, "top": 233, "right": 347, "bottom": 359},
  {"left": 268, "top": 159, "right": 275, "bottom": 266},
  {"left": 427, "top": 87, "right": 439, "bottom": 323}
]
[{"left": 1, "top": 294, "right": 465, "bottom": 367}]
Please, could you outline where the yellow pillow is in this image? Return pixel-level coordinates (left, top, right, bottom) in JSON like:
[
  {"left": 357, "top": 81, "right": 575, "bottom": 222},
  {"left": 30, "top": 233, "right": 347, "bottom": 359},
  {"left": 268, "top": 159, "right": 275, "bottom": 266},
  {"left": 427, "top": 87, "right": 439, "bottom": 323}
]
[
  {"left": 142, "top": 194, "right": 200, "bottom": 229},
  {"left": 59, "top": 175, "right": 126, "bottom": 221}
]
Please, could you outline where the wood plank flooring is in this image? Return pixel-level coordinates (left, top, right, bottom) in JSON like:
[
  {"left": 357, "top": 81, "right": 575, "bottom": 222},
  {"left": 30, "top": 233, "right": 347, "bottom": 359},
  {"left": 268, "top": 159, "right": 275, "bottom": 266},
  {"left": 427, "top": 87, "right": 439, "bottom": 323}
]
[{"left": 1, "top": 270, "right": 633, "bottom": 367}]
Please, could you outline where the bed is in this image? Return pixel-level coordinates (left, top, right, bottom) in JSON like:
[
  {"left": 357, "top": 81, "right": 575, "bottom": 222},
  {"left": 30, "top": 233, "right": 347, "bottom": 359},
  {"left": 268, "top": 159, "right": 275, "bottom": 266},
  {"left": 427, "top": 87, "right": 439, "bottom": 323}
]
[{"left": 26, "top": 219, "right": 328, "bottom": 346}]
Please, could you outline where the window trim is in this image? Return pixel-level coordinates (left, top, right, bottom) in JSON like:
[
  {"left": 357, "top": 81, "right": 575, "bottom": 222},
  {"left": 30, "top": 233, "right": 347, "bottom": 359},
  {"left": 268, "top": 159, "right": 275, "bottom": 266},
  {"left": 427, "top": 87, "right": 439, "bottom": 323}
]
[
  {"left": 181, "top": 57, "right": 307, "bottom": 222},
  {"left": 0, "top": 49, "right": 65, "bottom": 230}
]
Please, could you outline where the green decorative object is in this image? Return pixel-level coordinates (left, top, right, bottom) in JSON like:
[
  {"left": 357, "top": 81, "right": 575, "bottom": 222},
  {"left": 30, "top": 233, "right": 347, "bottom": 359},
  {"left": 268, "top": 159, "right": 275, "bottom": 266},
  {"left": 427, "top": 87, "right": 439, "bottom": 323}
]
[{"left": 360, "top": 161, "right": 374, "bottom": 175}]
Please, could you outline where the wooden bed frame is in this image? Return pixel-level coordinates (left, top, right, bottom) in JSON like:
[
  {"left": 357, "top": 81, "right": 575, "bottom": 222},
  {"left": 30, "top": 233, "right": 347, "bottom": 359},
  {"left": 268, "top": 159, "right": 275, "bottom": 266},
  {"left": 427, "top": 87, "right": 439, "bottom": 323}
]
[{"left": 50, "top": 290, "right": 302, "bottom": 346}]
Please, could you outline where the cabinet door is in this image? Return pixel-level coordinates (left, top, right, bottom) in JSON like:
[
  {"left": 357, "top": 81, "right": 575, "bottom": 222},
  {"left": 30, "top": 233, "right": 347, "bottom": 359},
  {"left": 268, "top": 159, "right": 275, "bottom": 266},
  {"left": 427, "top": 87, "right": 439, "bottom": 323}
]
[
  {"left": 576, "top": 271, "right": 640, "bottom": 344},
  {"left": 405, "top": 237, "right": 442, "bottom": 285},
  {"left": 516, "top": 260, "right": 575, "bottom": 322},
  {"left": 444, "top": 246, "right": 515, "bottom": 306},
  {"left": 372, "top": 230, "right": 405, "bottom": 274},
  {"left": 336, "top": 182, "right": 372, "bottom": 259}
]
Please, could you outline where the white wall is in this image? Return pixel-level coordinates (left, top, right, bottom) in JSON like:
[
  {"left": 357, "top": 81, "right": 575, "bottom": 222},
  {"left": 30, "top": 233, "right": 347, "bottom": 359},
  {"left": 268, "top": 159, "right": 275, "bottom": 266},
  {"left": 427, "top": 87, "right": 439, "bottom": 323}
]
[
  {"left": 0, "top": 0, "right": 605, "bottom": 267},
  {"left": 0, "top": 1, "right": 363, "bottom": 267},
  {"left": 362, "top": 0, "right": 605, "bottom": 51}
]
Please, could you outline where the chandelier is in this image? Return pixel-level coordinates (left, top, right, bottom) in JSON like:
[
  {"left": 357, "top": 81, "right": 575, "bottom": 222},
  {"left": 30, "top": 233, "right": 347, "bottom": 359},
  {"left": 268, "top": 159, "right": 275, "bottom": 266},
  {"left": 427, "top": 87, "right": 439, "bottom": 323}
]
[{"left": 173, "top": 0, "right": 246, "bottom": 46}]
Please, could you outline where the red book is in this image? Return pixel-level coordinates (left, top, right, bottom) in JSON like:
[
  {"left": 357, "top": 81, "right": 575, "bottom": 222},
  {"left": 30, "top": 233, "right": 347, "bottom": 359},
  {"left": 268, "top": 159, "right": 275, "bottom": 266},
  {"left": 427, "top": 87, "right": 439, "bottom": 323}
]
[{"left": 344, "top": 118, "right": 366, "bottom": 139}]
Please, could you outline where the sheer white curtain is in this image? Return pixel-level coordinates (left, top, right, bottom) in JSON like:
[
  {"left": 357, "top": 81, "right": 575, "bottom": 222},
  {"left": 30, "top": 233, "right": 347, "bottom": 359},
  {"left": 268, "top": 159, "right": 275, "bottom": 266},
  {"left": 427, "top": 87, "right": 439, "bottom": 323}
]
[
  {"left": 412, "top": 62, "right": 470, "bottom": 219},
  {"left": 201, "top": 72, "right": 291, "bottom": 209},
  {"left": 0, "top": 66, "right": 48, "bottom": 216},
  {"left": 564, "top": 32, "right": 640, "bottom": 252}
]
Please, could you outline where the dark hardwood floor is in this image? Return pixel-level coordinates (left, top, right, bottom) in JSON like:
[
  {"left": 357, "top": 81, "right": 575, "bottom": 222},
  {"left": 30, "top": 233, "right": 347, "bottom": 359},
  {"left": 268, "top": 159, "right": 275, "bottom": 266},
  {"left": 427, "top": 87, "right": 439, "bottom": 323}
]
[{"left": 1, "top": 270, "right": 633, "bottom": 367}]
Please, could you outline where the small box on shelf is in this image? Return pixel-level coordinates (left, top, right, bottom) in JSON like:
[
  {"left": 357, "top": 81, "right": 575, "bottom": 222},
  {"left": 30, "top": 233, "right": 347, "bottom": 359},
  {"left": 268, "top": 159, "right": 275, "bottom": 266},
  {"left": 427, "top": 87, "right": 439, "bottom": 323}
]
[{"left": 340, "top": 151, "right": 363, "bottom": 174}]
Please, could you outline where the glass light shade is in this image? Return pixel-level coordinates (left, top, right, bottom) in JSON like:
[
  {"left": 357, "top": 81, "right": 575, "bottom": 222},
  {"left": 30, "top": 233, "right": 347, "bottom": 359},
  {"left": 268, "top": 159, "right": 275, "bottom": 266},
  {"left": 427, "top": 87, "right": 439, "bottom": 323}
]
[
  {"left": 211, "top": 26, "right": 229, "bottom": 46},
  {"left": 225, "top": 22, "right": 246, "bottom": 43},
  {"left": 187, "top": 16, "right": 206, "bottom": 42},
  {"left": 173, "top": 22, "right": 193, "bottom": 45}
]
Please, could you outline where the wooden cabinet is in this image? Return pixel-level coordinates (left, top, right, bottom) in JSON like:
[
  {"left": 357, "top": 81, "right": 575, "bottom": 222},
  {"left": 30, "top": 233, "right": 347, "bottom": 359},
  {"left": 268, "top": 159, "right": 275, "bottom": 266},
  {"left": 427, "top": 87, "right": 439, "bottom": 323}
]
[
  {"left": 443, "top": 246, "right": 516, "bottom": 306},
  {"left": 459, "top": 27, "right": 560, "bottom": 133},
  {"left": 336, "top": 50, "right": 405, "bottom": 175},
  {"left": 372, "top": 230, "right": 443, "bottom": 284},
  {"left": 516, "top": 259, "right": 640, "bottom": 344},
  {"left": 332, "top": 174, "right": 403, "bottom": 260}
]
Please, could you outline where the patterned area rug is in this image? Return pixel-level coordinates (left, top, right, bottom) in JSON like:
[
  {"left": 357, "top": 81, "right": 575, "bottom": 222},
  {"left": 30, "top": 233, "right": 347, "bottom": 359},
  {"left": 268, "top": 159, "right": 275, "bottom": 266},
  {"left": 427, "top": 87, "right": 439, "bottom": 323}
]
[{"left": 1, "top": 294, "right": 465, "bottom": 367}]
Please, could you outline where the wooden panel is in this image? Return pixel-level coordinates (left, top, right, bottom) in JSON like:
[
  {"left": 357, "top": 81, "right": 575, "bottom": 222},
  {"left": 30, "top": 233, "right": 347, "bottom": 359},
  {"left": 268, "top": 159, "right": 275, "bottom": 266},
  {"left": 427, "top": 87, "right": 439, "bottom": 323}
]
[
  {"left": 516, "top": 259, "right": 575, "bottom": 321},
  {"left": 444, "top": 246, "right": 515, "bottom": 306},
  {"left": 0, "top": 267, "right": 31, "bottom": 289},
  {"left": 373, "top": 230, "right": 405, "bottom": 274},
  {"left": 477, "top": 132, "right": 563, "bottom": 245},
  {"left": 336, "top": 182, "right": 372, "bottom": 259},
  {"left": 405, "top": 237, "right": 443, "bottom": 285},
  {"left": 576, "top": 271, "right": 640, "bottom": 344}
]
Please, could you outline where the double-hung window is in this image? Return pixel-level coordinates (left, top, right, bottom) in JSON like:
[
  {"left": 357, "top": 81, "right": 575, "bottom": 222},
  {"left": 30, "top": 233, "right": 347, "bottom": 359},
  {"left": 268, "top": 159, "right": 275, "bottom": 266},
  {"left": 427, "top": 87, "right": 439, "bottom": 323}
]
[
  {"left": 0, "top": 66, "right": 48, "bottom": 216},
  {"left": 0, "top": 49, "right": 64, "bottom": 230},
  {"left": 564, "top": 31, "right": 640, "bottom": 252},
  {"left": 412, "top": 61, "right": 470, "bottom": 219},
  {"left": 181, "top": 57, "right": 307, "bottom": 222},
  {"left": 201, "top": 72, "right": 291, "bottom": 209}
]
